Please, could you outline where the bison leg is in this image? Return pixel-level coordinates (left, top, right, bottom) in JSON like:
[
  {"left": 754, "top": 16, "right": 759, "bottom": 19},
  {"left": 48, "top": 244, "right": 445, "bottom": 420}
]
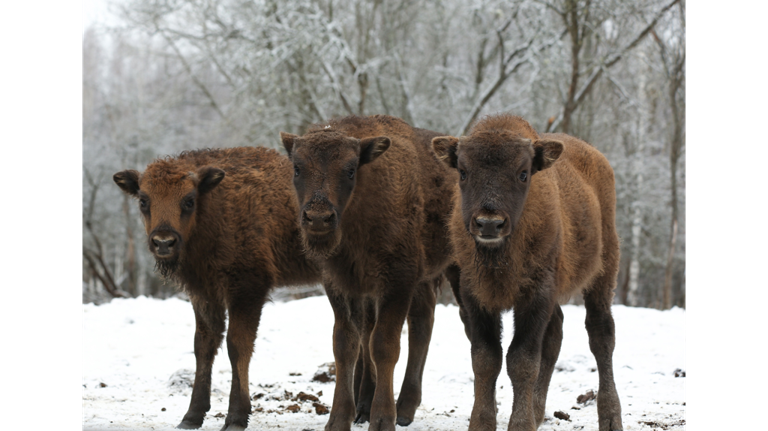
[
  {"left": 444, "top": 264, "right": 470, "bottom": 340},
  {"left": 367, "top": 288, "right": 413, "bottom": 431},
  {"left": 464, "top": 290, "right": 503, "bottom": 431},
  {"left": 533, "top": 304, "right": 564, "bottom": 426},
  {"left": 355, "top": 299, "right": 377, "bottom": 424},
  {"left": 584, "top": 286, "right": 623, "bottom": 431},
  {"left": 220, "top": 275, "right": 270, "bottom": 431},
  {"left": 395, "top": 280, "right": 437, "bottom": 426},
  {"left": 505, "top": 290, "right": 555, "bottom": 431},
  {"left": 178, "top": 294, "right": 225, "bottom": 429},
  {"left": 325, "top": 285, "right": 364, "bottom": 431}
]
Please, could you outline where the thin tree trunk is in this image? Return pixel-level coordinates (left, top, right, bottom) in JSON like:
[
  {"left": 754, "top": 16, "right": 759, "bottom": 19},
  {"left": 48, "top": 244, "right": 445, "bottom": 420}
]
[
  {"left": 662, "top": 219, "right": 678, "bottom": 308},
  {"left": 395, "top": 53, "right": 415, "bottom": 125},
  {"left": 561, "top": 0, "right": 583, "bottom": 135},
  {"left": 680, "top": 269, "right": 688, "bottom": 310},
  {"left": 662, "top": 75, "right": 683, "bottom": 309},
  {"left": 123, "top": 193, "right": 136, "bottom": 296},
  {"left": 627, "top": 188, "right": 643, "bottom": 307},
  {"left": 619, "top": 258, "right": 631, "bottom": 305},
  {"left": 653, "top": 6, "right": 685, "bottom": 309},
  {"left": 357, "top": 71, "right": 368, "bottom": 115},
  {"left": 627, "top": 74, "right": 647, "bottom": 307}
]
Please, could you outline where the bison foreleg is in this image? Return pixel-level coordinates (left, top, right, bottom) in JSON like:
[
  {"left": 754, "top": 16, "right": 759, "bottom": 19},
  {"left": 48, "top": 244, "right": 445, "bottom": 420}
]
[
  {"left": 220, "top": 277, "right": 269, "bottom": 431},
  {"left": 505, "top": 288, "right": 556, "bottom": 431},
  {"left": 178, "top": 295, "right": 225, "bottom": 429},
  {"left": 465, "top": 291, "right": 503, "bottom": 431},
  {"left": 367, "top": 288, "right": 413, "bottom": 431},
  {"left": 325, "top": 286, "right": 363, "bottom": 431}
]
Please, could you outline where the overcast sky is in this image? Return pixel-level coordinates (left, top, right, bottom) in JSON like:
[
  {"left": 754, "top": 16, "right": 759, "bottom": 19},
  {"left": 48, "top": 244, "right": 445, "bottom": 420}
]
[{"left": 83, "top": 0, "right": 116, "bottom": 27}]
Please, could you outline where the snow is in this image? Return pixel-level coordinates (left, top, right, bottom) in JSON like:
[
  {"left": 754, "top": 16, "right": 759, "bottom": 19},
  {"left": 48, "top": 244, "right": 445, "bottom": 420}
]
[{"left": 83, "top": 295, "right": 685, "bottom": 430}]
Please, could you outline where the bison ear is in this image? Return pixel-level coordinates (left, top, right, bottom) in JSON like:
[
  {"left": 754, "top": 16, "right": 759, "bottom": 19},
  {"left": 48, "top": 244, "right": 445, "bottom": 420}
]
[
  {"left": 431, "top": 136, "right": 460, "bottom": 169},
  {"left": 197, "top": 167, "right": 225, "bottom": 194},
  {"left": 280, "top": 132, "right": 300, "bottom": 157},
  {"left": 113, "top": 170, "right": 141, "bottom": 196},
  {"left": 532, "top": 139, "right": 564, "bottom": 174},
  {"left": 359, "top": 136, "right": 391, "bottom": 166}
]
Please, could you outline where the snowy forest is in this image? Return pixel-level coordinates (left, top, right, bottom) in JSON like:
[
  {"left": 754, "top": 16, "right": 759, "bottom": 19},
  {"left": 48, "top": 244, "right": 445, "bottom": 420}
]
[{"left": 83, "top": 0, "right": 685, "bottom": 309}]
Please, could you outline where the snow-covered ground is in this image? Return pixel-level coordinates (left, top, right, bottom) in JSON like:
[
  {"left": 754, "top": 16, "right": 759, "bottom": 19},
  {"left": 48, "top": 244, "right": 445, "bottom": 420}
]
[{"left": 82, "top": 295, "right": 685, "bottom": 430}]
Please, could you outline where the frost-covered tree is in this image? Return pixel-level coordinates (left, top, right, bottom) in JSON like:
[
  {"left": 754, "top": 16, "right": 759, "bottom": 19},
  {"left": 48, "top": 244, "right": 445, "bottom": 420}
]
[{"left": 83, "top": 0, "right": 685, "bottom": 308}]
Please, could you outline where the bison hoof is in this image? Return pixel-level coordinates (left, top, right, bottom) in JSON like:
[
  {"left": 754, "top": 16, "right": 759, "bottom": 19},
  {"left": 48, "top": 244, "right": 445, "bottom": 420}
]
[
  {"left": 177, "top": 419, "right": 203, "bottom": 429},
  {"left": 396, "top": 416, "right": 413, "bottom": 426},
  {"left": 367, "top": 417, "right": 396, "bottom": 431},
  {"left": 354, "top": 411, "right": 370, "bottom": 424},
  {"left": 324, "top": 416, "right": 353, "bottom": 431}
]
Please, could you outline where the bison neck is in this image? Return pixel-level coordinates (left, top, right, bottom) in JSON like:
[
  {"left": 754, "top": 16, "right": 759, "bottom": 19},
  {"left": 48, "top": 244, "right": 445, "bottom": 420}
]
[
  {"left": 172, "top": 191, "right": 236, "bottom": 296},
  {"left": 315, "top": 194, "right": 425, "bottom": 297},
  {"left": 451, "top": 196, "right": 562, "bottom": 313}
]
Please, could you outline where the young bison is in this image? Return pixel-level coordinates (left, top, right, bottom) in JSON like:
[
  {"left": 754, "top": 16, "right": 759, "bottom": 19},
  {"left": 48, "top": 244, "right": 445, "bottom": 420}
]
[
  {"left": 280, "top": 115, "right": 458, "bottom": 431},
  {"left": 432, "top": 114, "right": 623, "bottom": 431},
  {"left": 113, "top": 147, "right": 320, "bottom": 431}
]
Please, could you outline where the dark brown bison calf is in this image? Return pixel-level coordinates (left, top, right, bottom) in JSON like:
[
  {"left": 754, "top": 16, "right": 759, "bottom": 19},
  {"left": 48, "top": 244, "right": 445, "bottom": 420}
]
[
  {"left": 280, "top": 115, "right": 458, "bottom": 431},
  {"left": 432, "top": 114, "right": 623, "bottom": 431},
  {"left": 113, "top": 147, "right": 320, "bottom": 431}
]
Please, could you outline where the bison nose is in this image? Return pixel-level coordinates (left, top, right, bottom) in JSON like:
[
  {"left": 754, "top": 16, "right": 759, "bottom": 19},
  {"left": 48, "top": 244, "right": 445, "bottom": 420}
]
[
  {"left": 475, "top": 217, "right": 506, "bottom": 238},
  {"left": 303, "top": 209, "right": 336, "bottom": 231},
  {"left": 151, "top": 237, "right": 177, "bottom": 256}
]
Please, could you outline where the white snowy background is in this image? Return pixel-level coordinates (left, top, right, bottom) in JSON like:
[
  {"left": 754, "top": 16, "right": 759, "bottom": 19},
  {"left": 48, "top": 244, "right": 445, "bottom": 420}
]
[{"left": 83, "top": 295, "right": 685, "bottom": 430}]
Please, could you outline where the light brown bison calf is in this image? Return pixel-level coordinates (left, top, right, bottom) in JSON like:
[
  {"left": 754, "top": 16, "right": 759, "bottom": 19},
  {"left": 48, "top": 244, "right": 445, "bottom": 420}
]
[
  {"left": 113, "top": 147, "right": 320, "bottom": 431},
  {"left": 280, "top": 115, "right": 458, "bottom": 431},
  {"left": 432, "top": 114, "right": 623, "bottom": 431}
]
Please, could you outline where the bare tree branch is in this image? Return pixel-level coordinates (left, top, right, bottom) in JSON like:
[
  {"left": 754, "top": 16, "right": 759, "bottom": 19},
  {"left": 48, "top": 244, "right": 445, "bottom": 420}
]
[
  {"left": 83, "top": 249, "right": 126, "bottom": 298},
  {"left": 546, "top": 0, "right": 681, "bottom": 133},
  {"left": 320, "top": 61, "right": 356, "bottom": 116},
  {"left": 159, "top": 30, "right": 226, "bottom": 119},
  {"left": 458, "top": 30, "right": 563, "bottom": 136}
]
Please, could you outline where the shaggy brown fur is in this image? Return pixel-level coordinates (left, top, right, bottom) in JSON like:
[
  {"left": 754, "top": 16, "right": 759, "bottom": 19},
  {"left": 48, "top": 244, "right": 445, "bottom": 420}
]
[
  {"left": 280, "top": 115, "right": 458, "bottom": 431},
  {"left": 433, "top": 114, "right": 623, "bottom": 431},
  {"left": 114, "top": 147, "right": 320, "bottom": 431}
]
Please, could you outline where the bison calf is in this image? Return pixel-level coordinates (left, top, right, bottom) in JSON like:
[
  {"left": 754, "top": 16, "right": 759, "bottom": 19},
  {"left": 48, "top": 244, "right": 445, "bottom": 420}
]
[
  {"left": 280, "top": 115, "right": 458, "bottom": 431},
  {"left": 432, "top": 114, "right": 623, "bottom": 431},
  {"left": 113, "top": 147, "right": 320, "bottom": 431}
]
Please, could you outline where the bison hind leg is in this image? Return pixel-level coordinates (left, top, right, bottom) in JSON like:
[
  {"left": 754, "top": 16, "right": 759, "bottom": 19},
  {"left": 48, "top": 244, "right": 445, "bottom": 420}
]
[
  {"left": 583, "top": 278, "right": 623, "bottom": 431},
  {"left": 395, "top": 280, "right": 437, "bottom": 426}
]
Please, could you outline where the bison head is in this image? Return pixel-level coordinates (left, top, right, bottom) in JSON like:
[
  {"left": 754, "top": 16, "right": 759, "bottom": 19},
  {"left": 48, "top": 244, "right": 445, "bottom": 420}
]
[
  {"left": 280, "top": 129, "right": 390, "bottom": 258},
  {"left": 113, "top": 164, "right": 225, "bottom": 276},
  {"left": 432, "top": 132, "right": 563, "bottom": 257}
]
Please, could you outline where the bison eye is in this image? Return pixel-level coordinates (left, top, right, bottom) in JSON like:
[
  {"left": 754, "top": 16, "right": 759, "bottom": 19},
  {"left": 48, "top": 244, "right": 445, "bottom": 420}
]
[
  {"left": 459, "top": 169, "right": 467, "bottom": 181},
  {"left": 347, "top": 168, "right": 355, "bottom": 180},
  {"left": 139, "top": 199, "right": 148, "bottom": 210},
  {"left": 294, "top": 165, "right": 300, "bottom": 177},
  {"left": 183, "top": 199, "right": 195, "bottom": 211},
  {"left": 519, "top": 171, "right": 528, "bottom": 182}
]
